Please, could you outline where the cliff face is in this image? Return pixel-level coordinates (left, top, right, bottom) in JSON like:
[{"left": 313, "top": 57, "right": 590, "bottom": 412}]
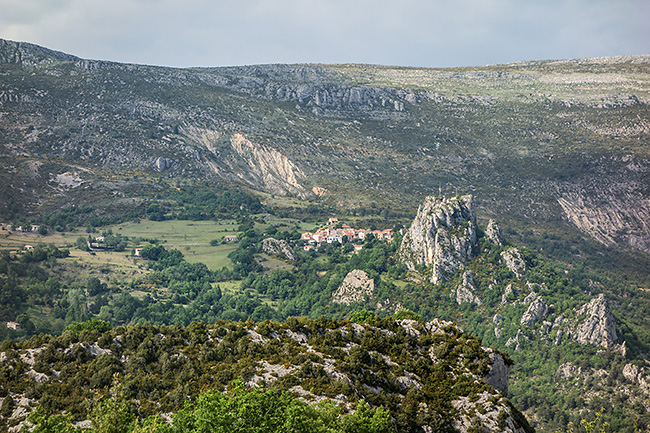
[
  {"left": 453, "top": 271, "right": 482, "bottom": 305},
  {"left": 557, "top": 188, "right": 650, "bottom": 253},
  {"left": 572, "top": 294, "right": 618, "bottom": 348},
  {"left": 228, "top": 133, "right": 306, "bottom": 197},
  {"left": 0, "top": 39, "right": 78, "bottom": 65},
  {"left": 398, "top": 195, "right": 478, "bottom": 283}
]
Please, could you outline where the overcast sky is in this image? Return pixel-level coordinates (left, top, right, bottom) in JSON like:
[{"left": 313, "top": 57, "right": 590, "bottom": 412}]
[{"left": 1, "top": 0, "right": 649, "bottom": 68}]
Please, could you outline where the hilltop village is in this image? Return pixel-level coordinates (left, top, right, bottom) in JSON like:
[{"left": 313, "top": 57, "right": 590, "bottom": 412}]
[{"left": 300, "top": 218, "right": 395, "bottom": 251}]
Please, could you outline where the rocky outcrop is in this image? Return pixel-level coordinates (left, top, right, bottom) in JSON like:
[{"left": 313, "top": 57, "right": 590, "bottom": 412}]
[
  {"left": 198, "top": 64, "right": 415, "bottom": 118},
  {"left": 505, "top": 329, "right": 527, "bottom": 351},
  {"left": 154, "top": 157, "right": 174, "bottom": 171},
  {"left": 398, "top": 195, "right": 477, "bottom": 284},
  {"left": 557, "top": 362, "right": 582, "bottom": 379},
  {"left": 261, "top": 238, "right": 296, "bottom": 261},
  {"left": 501, "top": 248, "right": 526, "bottom": 279},
  {"left": 375, "top": 298, "right": 404, "bottom": 314},
  {"left": 452, "top": 391, "right": 528, "bottom": 433},
  {"left": 332, "top": 270, "right": 375, "bottom": 305},
  {"left": 493, "top": 314, "right": 504, "bottom": 338},
  {"left": 622, "top": 364, "right": 649, "bottom": 395},
  {"left": 501, "top": 284, "right": 518, "bottom": 304},
  {"left": 520, "top": 293, "right": 548, "bottom": 326},
  {"left": 0, "top": 39, "right": 78, "bottom": 65},
  {"left": 486, "top": 219, "right": 504, "bottom": 246},
  {"left": 573, "top": 294, "right": 618, "bottom": 348},
  {"left": 453, "top": 271, "right": 482, "bottom": 305},
  {"left": 0, "top": 316, "right": 533, "bottom": 433}
]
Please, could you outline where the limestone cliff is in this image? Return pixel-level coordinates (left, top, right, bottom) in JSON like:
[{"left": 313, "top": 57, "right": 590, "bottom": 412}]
[
  {"left": 398, "top": 195, "right": 478, "bottom": 283},
  {"left": 179, "top": 123, "right": 306, "bottom": 197},
  {"left": 572, "top": 294, "right": 618, "bottom": 348},
  {"left": 557, "top": 187, "right": 650, "bottom": 253}
]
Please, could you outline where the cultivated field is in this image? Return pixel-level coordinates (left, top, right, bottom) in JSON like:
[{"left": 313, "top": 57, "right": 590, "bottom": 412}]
[
  {"left": 0, "top": 219, "right": 242, "bottom": 271},
  {"left": 113, "top": 219, "right": 240, "bottom": 270}
]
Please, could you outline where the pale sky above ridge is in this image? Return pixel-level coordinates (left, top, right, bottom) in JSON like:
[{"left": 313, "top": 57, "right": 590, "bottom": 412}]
[{"left": 1, "top": 0, "right": 648, "bottom": 68}]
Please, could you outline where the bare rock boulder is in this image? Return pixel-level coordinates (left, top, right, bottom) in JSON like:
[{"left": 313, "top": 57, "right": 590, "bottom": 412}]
[
  {"left": 486, "top": 219, "right": 504, "bottom": 246},
  {"left": 520, "top": 293, "right": 548, "bottom": 326},
  {"left": 332, "top": 270, "right": 375, "bottom": 305},
  {"left": 453, "top": 271, "right": 482, "bottom": 305},
  {"left": 501, "top": 248, "right": 526, "bottom": 279},
  {"left": 262, "top": 237, "right": 296, "bottom": 261}
]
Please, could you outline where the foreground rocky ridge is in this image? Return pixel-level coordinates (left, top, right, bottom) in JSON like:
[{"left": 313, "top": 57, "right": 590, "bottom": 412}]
[{"left": 0, "top": 317, "right": 532, "bottom": 433}]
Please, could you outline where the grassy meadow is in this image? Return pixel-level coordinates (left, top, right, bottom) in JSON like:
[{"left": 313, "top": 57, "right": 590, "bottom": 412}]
[
  {"left": 0, "top": 219, "right": 242, "bottom": 272},
  {"left": 114, "top": 219, "right": 240, "bottom": 270}
]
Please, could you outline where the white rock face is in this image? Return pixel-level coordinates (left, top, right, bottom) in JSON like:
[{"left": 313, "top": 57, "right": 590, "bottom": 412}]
[
  {"left": 154, "top": 157, "right": 174, "bottom": 171},
  {"left": 501, "top": 248, "right": 526, "bottom": 278},
  {"left": 332, "top": 269, "right": 375, "bottom": 305},
  {"left": 398, "top": 195, "right": 477, "bottom": 283},
  {"left": 451, "top": 391, "right": 527, "bottom": 433},
  {"left": 520, "top": 294, "right": 548, "bottom": 326},
  {"left": 261, "top": 237, "right": 296, "bottom": 261},
  {"left": 505, "top": 329, "right": 527, "bottom": 351},
  {"left": 622, "top": 364, "right": 649, "bottom": 394},
  {"left": 88, "top": 343, "right": 112, "bottom": 357},
  {"left": 453, "top": 271, "right": 482, "bottom": 305},
  {"left": 485, "top": 219, "right": 504, "bottom": 246},
  {"left": 229, "top": 133, "right": 305, "bottom": 197},
  {"left": 395, "top": 372, "right": 422, "bottom": 390},
  {"left": 557, "top": 362, "right": 582, "bottom": 379},
  {"left": 501, "top": 284, "right": 518, "bottom": 304},
  {"left": 375, "top": 298, "right": 404, "bottom": 314},
  {"left": 573, "top": 294, "right": 618, "bottom": 348},
  {"left": 557, "top": 189, "right": 650, "bottom": 253}
]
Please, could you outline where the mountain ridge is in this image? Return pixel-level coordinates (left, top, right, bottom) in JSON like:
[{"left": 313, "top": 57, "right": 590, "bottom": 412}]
[{"left": 2, "top": 38, "right": 649, "bottom": 259}]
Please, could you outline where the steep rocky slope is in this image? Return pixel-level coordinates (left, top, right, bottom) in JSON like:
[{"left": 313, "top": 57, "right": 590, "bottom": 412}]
[
  {"left": 393, "top": 194, "right": 649, "bottom": 432},
  {"left": 0, "top": 318, "right": 532, "bottom": 433}
]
